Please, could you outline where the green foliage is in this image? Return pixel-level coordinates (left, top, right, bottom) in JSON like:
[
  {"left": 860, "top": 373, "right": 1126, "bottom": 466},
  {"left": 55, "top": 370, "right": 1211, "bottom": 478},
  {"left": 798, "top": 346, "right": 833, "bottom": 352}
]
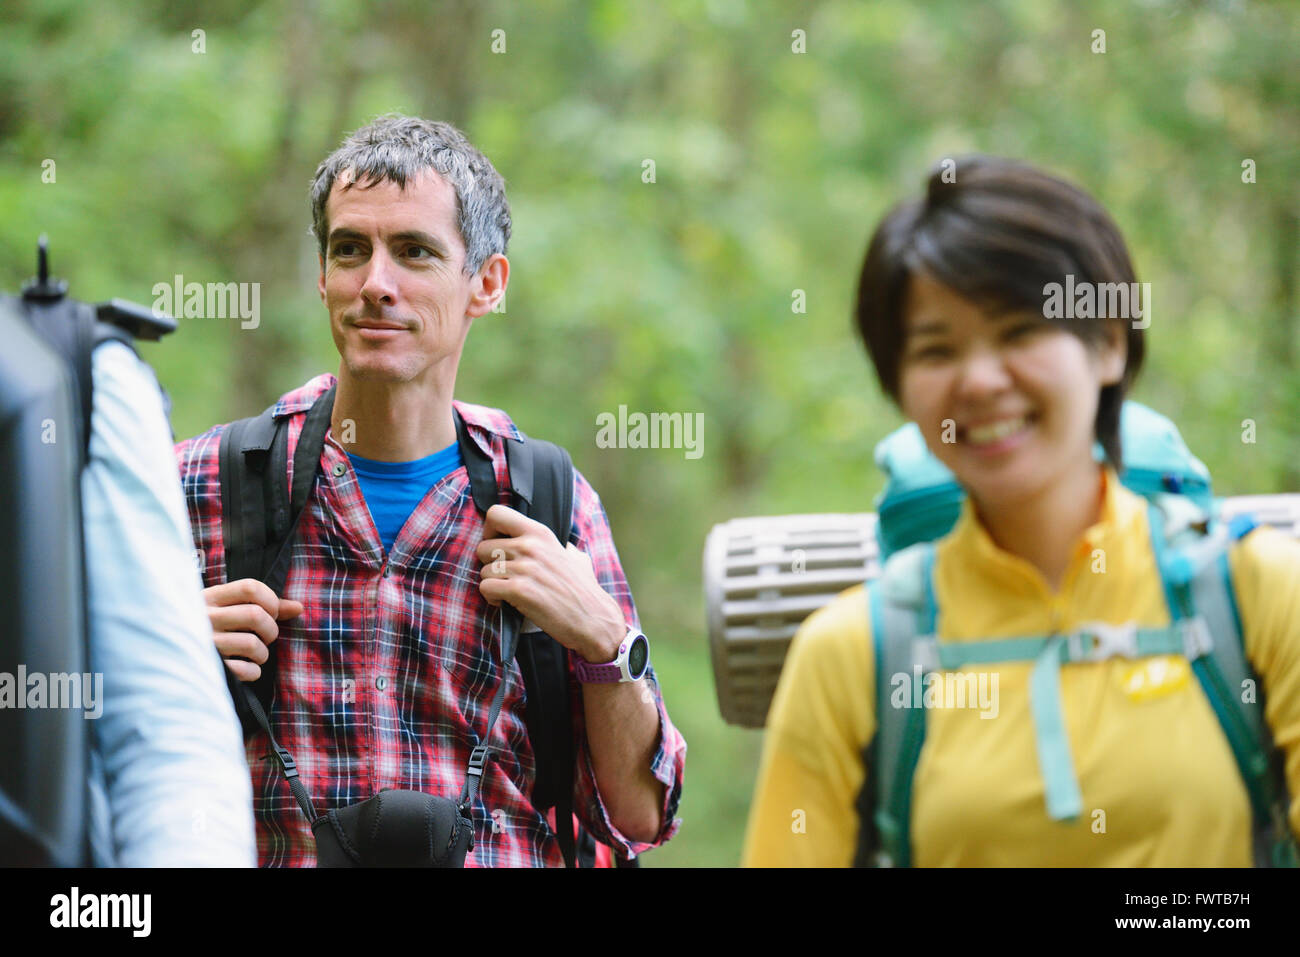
[{"left": 2, "top": 0, "right": 1295, "bottom": 866}]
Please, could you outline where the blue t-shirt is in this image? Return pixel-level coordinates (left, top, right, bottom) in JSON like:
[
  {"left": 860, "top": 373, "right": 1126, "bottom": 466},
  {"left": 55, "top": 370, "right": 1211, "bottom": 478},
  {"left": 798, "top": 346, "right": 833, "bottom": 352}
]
[{"left": 347, "top": 440, "right": 463, "bottom": 553}]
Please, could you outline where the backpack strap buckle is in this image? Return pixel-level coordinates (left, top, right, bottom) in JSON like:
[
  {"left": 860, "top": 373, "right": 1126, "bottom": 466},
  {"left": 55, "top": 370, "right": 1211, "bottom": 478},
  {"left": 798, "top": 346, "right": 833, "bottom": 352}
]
[
  {"left": 274, "top": 744, "right": 299, "bottom": 781},
  {"left": 1067, "top": 622, "right": 1138, "bottom": 662},
  {"left": 458, "top": 744, "right": 494, "bottom": 818},
  {"left": 1177, "top": 616, "right": 1214, "bottom": 660},
  {"left": 467, "top": 745, "right": 491, "bottom": 781}
]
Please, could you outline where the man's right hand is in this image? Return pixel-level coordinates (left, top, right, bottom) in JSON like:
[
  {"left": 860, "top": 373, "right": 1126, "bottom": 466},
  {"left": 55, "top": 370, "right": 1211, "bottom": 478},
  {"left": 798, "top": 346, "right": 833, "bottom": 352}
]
[{"left": 204, "top": 578, "right": 305, "bottom": 682}]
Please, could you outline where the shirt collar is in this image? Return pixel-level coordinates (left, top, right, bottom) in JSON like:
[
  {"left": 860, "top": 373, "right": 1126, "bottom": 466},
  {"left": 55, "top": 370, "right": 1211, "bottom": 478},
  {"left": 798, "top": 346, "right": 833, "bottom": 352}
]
[
  {"left": 271, "top": 373, "right": 335, "bottom": 417},
  {"left": 451, "top": 399, "right": 523, "bottom": 444},
  {"left": 945, "top": 465, "right": 1143, "bottom": 579}
]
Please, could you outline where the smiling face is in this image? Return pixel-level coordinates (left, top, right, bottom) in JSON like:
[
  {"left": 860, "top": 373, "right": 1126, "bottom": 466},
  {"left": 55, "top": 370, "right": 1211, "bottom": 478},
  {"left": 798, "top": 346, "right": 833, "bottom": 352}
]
[
  {"left": 318, "top": 168, "right": 505, "bottom": 386},
  {"left": 897, "top": 272, "right": 1126, "bottom": 515}
]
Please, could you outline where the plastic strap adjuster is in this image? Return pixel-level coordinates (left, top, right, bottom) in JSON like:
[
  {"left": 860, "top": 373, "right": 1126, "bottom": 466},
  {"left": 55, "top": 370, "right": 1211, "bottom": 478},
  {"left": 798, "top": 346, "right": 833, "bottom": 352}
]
[
  {"left": 1066, "top": 622, "right": 1138, "bottom": 662},
  {"left": 467, "top": 745, "right": 491, "bottom": 780},
  {"left": 275, "top": 746, "right": 299, "bottom": 781}
]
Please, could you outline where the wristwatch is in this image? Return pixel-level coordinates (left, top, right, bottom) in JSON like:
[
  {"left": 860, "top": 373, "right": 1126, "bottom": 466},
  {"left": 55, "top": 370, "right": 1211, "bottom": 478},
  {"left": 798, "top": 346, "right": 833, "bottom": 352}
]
[{"left": 575, "top": 627, "right": 650, "bottom": 683}]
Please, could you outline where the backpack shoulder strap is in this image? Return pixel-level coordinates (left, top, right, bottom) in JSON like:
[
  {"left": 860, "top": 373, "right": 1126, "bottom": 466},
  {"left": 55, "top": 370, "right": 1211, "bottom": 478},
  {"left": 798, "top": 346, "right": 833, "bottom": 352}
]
[
  {"left": 454, "top": 415, "right": 586, "bottom": 867},
  {"left": 216, "top": 404, "right": 281, "bottom": 735},
  {"left": 218, "top": 407, "right": 278, "bottom": 583},
  {"left": 217, "top": 385, "right": 335, "bottom": 735},
  {"left": 509, "top": 434, "right": 582, "bottom": 868},
  {"left": 508, "top": 432, "right": 573, "bottom": 544},
  {"left": 218, "top": 385, "right": 336, "bottom": 587},
  {"left": 508, "top": 433, "right": 582, "bottom": 867},
  {"left": 1199, "top": 534, "right": 1296, "bottom": 866},
  {"left": 1147, "top": 501, "right": 1297, "bottom": 866},
  {"left": 856, "top": 542, "right": 936, "bottom": 867}
]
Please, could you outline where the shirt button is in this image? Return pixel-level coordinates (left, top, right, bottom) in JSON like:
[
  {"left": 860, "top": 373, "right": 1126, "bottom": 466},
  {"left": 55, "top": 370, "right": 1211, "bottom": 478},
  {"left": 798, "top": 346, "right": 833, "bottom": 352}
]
[
  {"left": 375, "top": 675, "right": 388, "bottom": 691},
  {"left": 332, "top": 462, "right": 346, "bottom": 477}
]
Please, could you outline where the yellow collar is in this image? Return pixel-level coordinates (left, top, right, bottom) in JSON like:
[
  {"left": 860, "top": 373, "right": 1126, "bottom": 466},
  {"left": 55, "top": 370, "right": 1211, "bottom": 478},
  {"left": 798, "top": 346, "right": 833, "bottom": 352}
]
[{"left": 943, "top": 466, "right": 1147, "bottom": 592}]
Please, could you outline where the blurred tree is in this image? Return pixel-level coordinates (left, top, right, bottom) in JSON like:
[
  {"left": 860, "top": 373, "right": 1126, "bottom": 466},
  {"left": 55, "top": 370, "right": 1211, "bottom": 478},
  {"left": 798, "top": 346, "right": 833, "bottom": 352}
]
[{"left": 1, "top": 0, "right": 1295, "bottom": 866}]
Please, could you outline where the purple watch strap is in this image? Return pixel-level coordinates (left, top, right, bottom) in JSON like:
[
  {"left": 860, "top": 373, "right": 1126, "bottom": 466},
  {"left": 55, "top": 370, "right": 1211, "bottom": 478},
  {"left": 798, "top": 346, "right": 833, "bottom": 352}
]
[
  {"left": 575, "top": 637, "right": 630, "bottom": 683},
  {"left": 575, "top": 658, "right": 622, "bottom": 682}
]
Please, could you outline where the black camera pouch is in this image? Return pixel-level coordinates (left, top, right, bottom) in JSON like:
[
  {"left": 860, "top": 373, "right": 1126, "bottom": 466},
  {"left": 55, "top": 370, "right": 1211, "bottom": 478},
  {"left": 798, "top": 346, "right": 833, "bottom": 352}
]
[{"left": 311, "top": 789, "right": 472, "bottom": 868}]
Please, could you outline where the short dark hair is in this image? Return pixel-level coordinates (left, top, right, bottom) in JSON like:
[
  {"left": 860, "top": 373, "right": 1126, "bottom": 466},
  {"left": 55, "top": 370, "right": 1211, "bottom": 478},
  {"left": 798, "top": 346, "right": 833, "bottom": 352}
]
[
  {"left": 310, "top": 114, "right": 511, "bottom": 275},
  {"left": 853, "top": 154, "right": 1145, "bottom": 471}
]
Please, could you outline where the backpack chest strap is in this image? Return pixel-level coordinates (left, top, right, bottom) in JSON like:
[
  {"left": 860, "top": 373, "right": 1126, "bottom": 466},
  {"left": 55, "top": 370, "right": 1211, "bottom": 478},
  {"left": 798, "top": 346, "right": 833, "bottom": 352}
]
[
  {"left": 914, "top": 617, "right": 1215, "bottom": 823},
  {"left": 922, "top": 618, "right": 1214, "bottom": 671}
]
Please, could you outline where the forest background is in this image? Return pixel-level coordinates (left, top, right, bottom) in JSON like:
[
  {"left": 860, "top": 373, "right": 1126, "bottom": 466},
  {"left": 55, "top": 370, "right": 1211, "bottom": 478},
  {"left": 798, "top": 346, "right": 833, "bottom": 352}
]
[{"left": 2, "top": 0, "right": 1296, "bottom": 866}]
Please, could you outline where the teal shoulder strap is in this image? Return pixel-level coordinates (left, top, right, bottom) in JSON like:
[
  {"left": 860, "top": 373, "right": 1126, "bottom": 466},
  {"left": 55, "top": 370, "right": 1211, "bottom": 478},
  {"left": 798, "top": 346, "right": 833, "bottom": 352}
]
[
  {"left": 1147, "top": 501, "right": 1298, "bottom": 867},
  {"left": 859, "top": 543, "right": 936, "bottom": 867}
]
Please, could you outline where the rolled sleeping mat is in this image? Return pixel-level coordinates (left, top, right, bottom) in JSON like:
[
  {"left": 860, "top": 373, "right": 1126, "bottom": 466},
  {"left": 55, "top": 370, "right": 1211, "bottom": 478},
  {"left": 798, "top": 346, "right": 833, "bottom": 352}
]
[
  {"left": 704, "top": 495, "right": 1300, "bottom": 728},
  {"left": 703, "top": 513, "right": 880, "bottom": 729}
]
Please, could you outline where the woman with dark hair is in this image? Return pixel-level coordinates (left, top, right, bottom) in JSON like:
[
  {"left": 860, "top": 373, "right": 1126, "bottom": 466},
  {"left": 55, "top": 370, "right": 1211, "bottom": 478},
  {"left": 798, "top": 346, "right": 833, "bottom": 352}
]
[{"left": 741, "top": 155, "right": 1300, "bottom": 866}]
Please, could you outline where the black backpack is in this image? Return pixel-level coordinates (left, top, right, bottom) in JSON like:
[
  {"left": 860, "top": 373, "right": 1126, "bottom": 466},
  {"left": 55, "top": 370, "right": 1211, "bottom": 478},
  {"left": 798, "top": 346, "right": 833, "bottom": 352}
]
[
  {"left": 0, "top": 239, "right": 174, "bottom": 866},
  {"left": 216, "top": 383, "right": 623, "bottom": 867}
]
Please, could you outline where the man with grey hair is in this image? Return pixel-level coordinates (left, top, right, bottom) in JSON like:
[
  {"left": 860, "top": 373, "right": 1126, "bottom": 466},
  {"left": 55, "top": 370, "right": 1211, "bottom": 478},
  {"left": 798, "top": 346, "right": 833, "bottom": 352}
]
[{"left": 175, "top": 114, "right": 686, "bottom": 867}]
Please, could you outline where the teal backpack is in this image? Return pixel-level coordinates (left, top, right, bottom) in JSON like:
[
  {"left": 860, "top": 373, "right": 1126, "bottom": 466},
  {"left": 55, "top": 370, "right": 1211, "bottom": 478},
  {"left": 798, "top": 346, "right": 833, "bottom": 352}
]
[{"left": 856, "top": 400, "right": 1298, "bottom": 867}]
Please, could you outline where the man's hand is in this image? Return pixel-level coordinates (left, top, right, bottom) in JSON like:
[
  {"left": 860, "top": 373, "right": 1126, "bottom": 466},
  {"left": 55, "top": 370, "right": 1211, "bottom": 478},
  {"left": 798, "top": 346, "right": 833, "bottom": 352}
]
[
  {"left": 476, "top": 504, "right": 626, "bottom": 664},
  {"left": 203, "top": 578, "right": 304, "bottom": 682}
]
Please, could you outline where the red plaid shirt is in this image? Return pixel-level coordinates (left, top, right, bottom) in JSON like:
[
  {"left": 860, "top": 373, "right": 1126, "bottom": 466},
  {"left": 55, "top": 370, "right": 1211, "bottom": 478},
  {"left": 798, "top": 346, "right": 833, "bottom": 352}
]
[{"left": 175, "top": 374, "right": 686, "bottom": 866}]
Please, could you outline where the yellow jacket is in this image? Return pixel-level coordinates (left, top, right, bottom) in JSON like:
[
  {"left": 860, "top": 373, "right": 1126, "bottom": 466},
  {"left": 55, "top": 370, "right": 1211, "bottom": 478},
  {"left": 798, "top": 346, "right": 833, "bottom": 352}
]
[{"left": 742, "top": 469, "right": 1300, "bottom": 866}]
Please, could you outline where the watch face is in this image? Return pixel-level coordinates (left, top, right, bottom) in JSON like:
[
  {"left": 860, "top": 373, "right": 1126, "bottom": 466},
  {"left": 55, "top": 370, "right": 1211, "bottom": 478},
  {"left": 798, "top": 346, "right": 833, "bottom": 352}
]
[{"left": 628, "top": 635, "right": 649, "bottom": 678}]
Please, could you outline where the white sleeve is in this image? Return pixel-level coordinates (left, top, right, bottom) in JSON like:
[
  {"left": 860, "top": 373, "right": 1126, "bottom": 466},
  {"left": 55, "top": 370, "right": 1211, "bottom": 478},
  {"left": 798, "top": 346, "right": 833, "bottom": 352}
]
[{"left": 82, "top": 340, "right": 255, "bottom": 866}]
